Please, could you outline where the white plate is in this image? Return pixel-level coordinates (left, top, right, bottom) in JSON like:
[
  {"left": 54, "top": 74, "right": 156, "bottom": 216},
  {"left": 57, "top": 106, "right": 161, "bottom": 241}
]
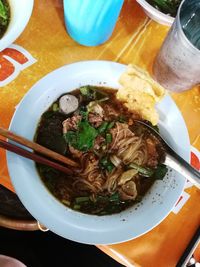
[{"left": 7, "top": 60, "right": 190, "bottom": 245}]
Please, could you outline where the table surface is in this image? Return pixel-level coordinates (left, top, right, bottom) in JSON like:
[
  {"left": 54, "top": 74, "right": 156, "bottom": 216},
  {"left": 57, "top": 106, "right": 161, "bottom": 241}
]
[{"left": 0, "top": 0, "right": 199, "bottom": 266}]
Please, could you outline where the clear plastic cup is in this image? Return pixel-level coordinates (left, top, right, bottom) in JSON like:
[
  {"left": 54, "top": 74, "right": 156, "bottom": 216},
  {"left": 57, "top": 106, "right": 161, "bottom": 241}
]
[
  {"left": 63, "top": 0, "right": 124, "bottom": 46},
  {"left": 153, "top": 0, "right": 200, "bottom": 92}
]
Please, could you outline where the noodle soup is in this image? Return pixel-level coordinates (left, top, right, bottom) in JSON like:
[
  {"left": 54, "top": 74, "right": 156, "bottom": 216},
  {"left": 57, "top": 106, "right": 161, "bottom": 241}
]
[{"left": 35, "top": 86, "right": 167, "bottom": 215}]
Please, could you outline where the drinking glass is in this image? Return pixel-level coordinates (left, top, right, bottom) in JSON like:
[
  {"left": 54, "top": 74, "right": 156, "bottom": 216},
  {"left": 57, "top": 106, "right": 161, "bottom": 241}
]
[
  {"left": 63, "top": 0, "right": 124, "bottom": 46},
  {"left": 153, "top": 0, "right": 200, "bottom": 92}
]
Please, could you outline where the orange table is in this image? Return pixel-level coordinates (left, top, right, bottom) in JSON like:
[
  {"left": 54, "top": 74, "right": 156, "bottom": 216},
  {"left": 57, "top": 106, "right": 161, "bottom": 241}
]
[{"left": 0, "top": 0, "right": 199, "bottom": 266}]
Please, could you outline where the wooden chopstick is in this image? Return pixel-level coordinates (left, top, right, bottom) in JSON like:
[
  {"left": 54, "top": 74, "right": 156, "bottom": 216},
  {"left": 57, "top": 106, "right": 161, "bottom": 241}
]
[
  {"left": 0, "top": 139, "right": 74, "bottom": 175},
  {"left": 0, "top": 127, "right": 78, "bottom": 168}
]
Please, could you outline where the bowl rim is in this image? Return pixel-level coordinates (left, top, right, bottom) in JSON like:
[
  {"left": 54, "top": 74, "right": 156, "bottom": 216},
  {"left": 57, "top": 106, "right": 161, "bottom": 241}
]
[
  {"left": 6, "top": 60, "right": 190, "bottom": 245},
  {"left": 136, "top": 0, "right": 174, "bottom": 25},
  {"left": 0, "top": 0, "right": 34, "bottom": 52}
]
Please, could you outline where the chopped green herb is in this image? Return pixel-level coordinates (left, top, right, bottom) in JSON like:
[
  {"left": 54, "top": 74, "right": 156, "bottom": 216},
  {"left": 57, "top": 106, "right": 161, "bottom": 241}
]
[
  {"left": 147, "top": 0, "right": 181, "bottom": 17},
  {"left": 80, "top": 86, "right": 92, "bottom": 96},
  {"left": 153, "top": 164, "right": 168, "bottom": 180},
  {"left": 64, "top": 131, "right": 77, "bottom": 147},
  {"left": 107, "top": 121, "right": 115, "bottom": 130},
  {"left": 75, "top": 196, "right": 90, "bottom": 203},
  {"left": 79, "top": 110, "right": 89, "bottom": 120},
  {"left": 106, "top": 133, "right": 112, "bottom": 144},
  {"left": 64, "top": 121, "right": 98, "bottom": 151},
  {"left": 109, "top": 192, "right": 120, "bottom": 202},
  {"left": 118, "top": 115, "right": 126, "bottom": 123},
  {"left": 52, "top": 103, "right": 59, "bottom": 112},
  {"left": 100, "top": 157, "right": 114, "bottom": 172},
  {"left": 77, "top": 121, "right": 98, "bottom": 151},
  {"left": 97, "top": 97, "right": 109, "bottom": 102},
  {"left": 80, "top": 85, "right": 108, "bottom": 101},
  {"left": 0, "top": 0, "right": 10, "bottom": 39},
  {"left": 0, "top": 0, "right": 8, "bottom": 21},
  {"left": 129, "top": 163, "right": 154, "bottom": 177},
  {"left": 98, "top": 122, "right": 109, "bottom": 134},
  {"left": 73, "top": 204, "right": 81, "bottom": 210},
  {"left": 61, "top": 199, "right": 70, "bottom": 206}
]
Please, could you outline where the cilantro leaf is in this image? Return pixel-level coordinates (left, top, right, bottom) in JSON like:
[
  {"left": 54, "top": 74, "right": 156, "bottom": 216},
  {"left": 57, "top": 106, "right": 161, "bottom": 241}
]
[
  {"left": 80, "top": 85, "right": 108, "bottom": 101},
  {"left": 100, "top": 157, "right": 114, "bottom": 172},
  {"left": 153, "top": 164, "right": 168, "bottom": 180},
  {"left": 0, "top": 0, "right": 9, "bottom": 23},
  {"left": 64, "top": 121, "right": 98, "bottom": 152},
  {"left": 76, "top": 121, "right": 98, "bottom": 151}
]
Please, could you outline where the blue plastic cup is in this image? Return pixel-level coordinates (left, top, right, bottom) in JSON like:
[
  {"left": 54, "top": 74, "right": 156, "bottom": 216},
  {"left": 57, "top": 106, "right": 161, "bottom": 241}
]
[{"left": 63, "top": 0, "right": 124, "bottom": 46}]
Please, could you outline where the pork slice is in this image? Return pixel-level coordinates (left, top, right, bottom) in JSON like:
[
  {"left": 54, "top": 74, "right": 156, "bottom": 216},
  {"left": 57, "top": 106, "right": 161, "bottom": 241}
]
[
  {"left": 88, "top": 113, "right": 103, "bottom": 128},
  {"left": 93, "top": 135, "right": 105, "bottom": 150},
  {"left": 102, "top": 104, "right": 119, "bottom": 119},
  {"left": 62, "top": 115, "right": 81, "bottom": 134}
]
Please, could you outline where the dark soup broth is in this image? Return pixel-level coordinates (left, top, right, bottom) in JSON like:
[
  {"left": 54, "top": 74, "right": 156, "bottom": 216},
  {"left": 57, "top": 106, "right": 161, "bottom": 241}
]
[
  {"left": 0, "top": 0, "right": 10, "bottom": 38},
  {"left": 35, "top": 86, "right": 167, "bottom": 215}
]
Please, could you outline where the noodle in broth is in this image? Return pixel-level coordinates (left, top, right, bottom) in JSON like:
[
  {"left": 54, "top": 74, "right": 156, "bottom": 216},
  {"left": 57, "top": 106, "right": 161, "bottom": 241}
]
[{"left": 35, "top": 86, "right": 167, "bottom": 215}]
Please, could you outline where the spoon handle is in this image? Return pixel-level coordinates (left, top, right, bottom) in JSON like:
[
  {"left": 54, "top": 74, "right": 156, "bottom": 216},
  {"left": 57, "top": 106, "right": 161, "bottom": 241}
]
[{"left": 165, "top": 152, "right": 200, "bottom": 189}]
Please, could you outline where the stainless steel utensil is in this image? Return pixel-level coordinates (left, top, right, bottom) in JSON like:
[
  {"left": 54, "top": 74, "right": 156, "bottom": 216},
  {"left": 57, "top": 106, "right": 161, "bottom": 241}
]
[{"left": 135, "top": 120, "right": 200, "bottom": 188}]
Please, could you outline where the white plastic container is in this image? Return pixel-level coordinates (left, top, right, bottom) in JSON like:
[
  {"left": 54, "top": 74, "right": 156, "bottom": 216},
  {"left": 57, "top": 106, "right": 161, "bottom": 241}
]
[{"left": 136, "top": 0, "right": 174, "bottom": 26}]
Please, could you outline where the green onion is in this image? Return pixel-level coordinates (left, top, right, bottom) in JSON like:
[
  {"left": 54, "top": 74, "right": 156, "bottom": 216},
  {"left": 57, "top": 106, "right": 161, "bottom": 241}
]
[
  {"left": 79, "top": 110, "right": 89, "bottom": 120},
  {"left": 80, "top": 86, "right": 91, "bottom": 96},
  {"left": 107, "top": 121, "right": 115, "bottom": 130},
  {"left": 52, "top": 103, "right": 59, "bottom": 112},
  {"left": 80, "top": 86, "right": 108, "bottom": 101},
  {"left": 106, "top": 133, "right": 112, "bottom": 144},
  {"left": 73, "top": 204, "right": 81, "bottom": 210},
  {"left": 107, "top": 164, "right": 114, "bottom": 172},
  {"left": 98, "top": 122, "right": 109, "bottom": 134},
  {"left": 75, "top": 196, "right": 90, "bottom": 203},
  {"left": 109, "top": 192, "right": 120, "bottom": 202},
  {"left": 129, "top": 163, "right": 154, "bottom": 177},
  {"left": 153, "top": 164, "right": 168, "bottom": 180},
  {"left": 0, "top": 0, "right": 8, "bottom": 21},
  {"left": 100, "top": 157, "right": 114, "bottom": 172},
  {"left": 97, "top": 97, "right": 109, "bottom": 102},
  {"left": 118, "top": 115, "right": 126, "bottom": 123},
  {"left": 61, "top": 199, "right": 70, "bottom": 206}
]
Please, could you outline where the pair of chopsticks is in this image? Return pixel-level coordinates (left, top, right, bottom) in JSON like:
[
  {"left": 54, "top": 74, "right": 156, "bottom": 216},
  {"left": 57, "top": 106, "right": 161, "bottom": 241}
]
[{"left": 0, "top": 127, "right": 79, "bottom": 175}]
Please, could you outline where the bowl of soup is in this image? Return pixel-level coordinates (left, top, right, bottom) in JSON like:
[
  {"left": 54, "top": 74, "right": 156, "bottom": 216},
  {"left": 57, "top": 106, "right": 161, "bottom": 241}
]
[
  {"left": 0, "top": 0, "right": 34, "bottom": 51},
  {"left": 7, "top": 61, "right": 190, "bottom": 244},
  {"left": 136, "top": 0, "right": 181, "bottom": 26}
]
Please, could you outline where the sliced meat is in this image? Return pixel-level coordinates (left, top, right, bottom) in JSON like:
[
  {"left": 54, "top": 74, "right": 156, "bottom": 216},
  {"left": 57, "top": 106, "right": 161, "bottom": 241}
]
[
  {"left": 119, "top": 180, "right": 137, "bottom": 201},
  {"left": 87, "top": 102, "right": 104, "bottom": 117},
  {"left": 146, "top": 137, "right": 159, "bottom": 167},
  {"left": 62, "top": 115, "right": 81, "bottom": 134},
  {"left": 88, "top": 113, "right": 103, "bottom": 127},
  {"left": 102, "top": 103, "right": 119, "bottom": 119},
  {"left": 69, "top": 145, "right": 83, "bottom": 158},
  {"left": 93, "top": 135, "right": 105, "bottom": 150}
]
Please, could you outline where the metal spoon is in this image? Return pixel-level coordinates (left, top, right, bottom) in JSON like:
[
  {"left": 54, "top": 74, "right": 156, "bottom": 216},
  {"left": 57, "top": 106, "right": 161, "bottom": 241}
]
[{"left": 135, "top": 120, "right": 200, "bottom": 188}]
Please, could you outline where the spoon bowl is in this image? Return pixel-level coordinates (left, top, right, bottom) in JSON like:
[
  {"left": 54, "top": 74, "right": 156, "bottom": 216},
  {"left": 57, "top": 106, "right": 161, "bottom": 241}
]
[{"left": 135, "top": 120, "right": 200, "bottom": 188}]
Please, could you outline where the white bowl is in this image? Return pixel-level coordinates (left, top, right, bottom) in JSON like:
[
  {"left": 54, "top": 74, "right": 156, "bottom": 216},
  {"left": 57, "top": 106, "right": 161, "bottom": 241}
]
[
  {"left": 7, "top": 61, "right": 190, "bottom": 245},
  {"left": 0, "top": 0, "right": 34, "bottom": 51},
  {"left": 136, "top": 0, "right": 174, "bottom": 26}
]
